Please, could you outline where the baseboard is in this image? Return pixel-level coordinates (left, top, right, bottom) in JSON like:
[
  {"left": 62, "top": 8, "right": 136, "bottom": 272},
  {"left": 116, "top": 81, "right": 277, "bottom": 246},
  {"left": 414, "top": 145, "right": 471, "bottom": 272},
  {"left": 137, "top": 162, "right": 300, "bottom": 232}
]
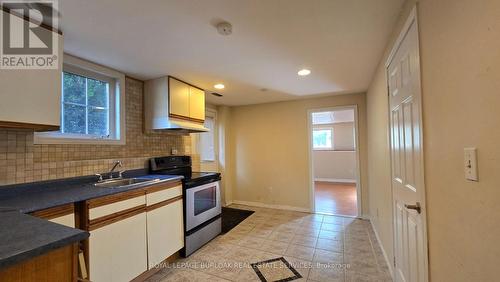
[
  {"left": 314, "top": 178, "right": 356, "bottom": 184},
  {"left": 231, "top": 200, "right": 311, "bottom": 213},
  {"left": 223, "top": 200, "right": 233, "bottom": 207},
  {"left": 369, "top": 218, "right": 394, "bottom": 278}
]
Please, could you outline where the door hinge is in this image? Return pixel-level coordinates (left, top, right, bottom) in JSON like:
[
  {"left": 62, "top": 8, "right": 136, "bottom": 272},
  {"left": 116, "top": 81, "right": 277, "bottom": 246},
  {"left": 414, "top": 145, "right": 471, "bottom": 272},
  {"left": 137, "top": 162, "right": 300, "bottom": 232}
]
[{"left": 393, "top": 256, "right": 396, "bottom": 267}]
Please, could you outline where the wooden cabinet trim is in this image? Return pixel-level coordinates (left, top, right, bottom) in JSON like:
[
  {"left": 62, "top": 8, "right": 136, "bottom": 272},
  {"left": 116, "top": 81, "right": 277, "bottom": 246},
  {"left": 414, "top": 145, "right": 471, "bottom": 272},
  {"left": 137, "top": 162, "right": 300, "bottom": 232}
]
[
  {"left": 168, "top": 114, "right": 204, "bottom": 124},
  {"left": 167, "top": 76, "right": 206, "bottom": 122},
  {"left": 0, "top": 121, "right": 60, "bottom": 132},
  {"left": 168, "top": 76, "right": 204, "bottom": 91},
  {"left": 145, "top": 196, "right": 183, "bottom": 212},
  {"left": 87, "top": 189, "right": 145, "bottom": 209},
  {"left": 86, "top": 181, "right": 182, "bottom": 228},
  {"left": 88, "top": 206, "right": 146, "bottom": 231},
  {"left": 31, "top": 204, "right": 74, "bottom": 220},
  {"left": 144, "top": 181, "right": 182, "bottom": 194},
  {"left": 0, "top": 244, "right": 77, "bottom": 282},
  {"left": 0, "top": 6, "right": 63, "bottom": 35}
]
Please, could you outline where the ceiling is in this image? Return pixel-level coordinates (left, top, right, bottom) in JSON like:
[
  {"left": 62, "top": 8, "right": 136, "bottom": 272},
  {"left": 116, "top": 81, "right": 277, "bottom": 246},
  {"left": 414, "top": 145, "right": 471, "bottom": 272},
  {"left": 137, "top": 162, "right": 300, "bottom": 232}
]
[{"left": 59, "top": 0, "right": 404, "bottom": 106}]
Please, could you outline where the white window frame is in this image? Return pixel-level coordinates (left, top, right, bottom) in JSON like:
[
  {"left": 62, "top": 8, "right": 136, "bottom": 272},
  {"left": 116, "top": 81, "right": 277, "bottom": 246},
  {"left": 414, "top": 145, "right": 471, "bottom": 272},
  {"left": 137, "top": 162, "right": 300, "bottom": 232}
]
[
  {"left": 312, "top": 127, "right": 334, "bottom": 150},
  {"left": 199, "top": 109, "right": 218, "bottom": 163},
  {"left": 35, "top": 54, "right": 126, "bottom": 145}
]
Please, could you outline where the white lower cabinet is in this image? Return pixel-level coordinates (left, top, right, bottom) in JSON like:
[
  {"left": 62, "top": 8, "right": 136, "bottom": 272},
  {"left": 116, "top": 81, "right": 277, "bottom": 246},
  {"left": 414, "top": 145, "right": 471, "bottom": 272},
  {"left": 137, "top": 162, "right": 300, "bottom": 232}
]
[
  {"left": 86, "top": 182, "right": 184, "bottom": 281},
  {"left": 147, "top": 199, "right": 184, "bottom": 268},
  {"left": 89, "top": 212, "right": 148, "bottom": 282},
  {"left": 49, "top": 213, "right": 75, "bottom": 228}
]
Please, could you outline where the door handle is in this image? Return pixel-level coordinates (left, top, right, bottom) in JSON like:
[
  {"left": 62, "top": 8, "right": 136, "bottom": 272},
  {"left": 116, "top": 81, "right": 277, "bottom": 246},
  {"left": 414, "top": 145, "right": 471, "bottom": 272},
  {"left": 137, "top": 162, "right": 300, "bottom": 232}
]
[{"left": 404, "top": 202, "right": 421, "bottom": 214}]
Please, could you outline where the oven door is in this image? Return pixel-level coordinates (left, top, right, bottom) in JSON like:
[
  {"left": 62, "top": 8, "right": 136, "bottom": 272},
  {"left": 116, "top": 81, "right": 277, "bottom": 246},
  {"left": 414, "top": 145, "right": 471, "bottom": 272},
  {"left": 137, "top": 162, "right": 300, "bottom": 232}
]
[{"left": 185, "top": 181, "right": 221, "bottom": 231}]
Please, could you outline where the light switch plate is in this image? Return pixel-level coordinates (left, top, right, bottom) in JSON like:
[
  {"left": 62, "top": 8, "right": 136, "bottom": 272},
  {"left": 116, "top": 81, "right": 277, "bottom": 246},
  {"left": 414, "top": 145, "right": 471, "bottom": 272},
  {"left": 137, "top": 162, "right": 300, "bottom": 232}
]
[{"left": 464, "top": 147, "right": 478, "bottom": 181}]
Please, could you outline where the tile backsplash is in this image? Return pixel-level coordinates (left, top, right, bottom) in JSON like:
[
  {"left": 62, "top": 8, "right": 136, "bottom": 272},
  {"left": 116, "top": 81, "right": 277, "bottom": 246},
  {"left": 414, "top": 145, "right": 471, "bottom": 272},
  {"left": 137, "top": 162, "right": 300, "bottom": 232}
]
[{"left": 0, "top": 77, "right": 197, "bottom": 186}]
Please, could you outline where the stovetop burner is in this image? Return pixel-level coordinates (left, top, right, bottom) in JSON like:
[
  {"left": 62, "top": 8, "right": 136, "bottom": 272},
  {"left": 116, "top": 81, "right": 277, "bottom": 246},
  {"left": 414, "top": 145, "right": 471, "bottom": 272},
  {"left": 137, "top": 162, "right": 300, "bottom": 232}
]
[
  {"left": 150, "top": 156, "right": 221, "bottom": 188},
  {"left": 184, "top": 172, "right": 216, "bottom": 180}
]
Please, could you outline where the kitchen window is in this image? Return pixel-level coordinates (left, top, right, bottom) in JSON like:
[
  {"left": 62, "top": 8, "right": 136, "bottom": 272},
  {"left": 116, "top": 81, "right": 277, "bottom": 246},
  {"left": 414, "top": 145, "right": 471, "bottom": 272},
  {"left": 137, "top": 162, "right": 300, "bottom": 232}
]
[
  {"left": 35, "top": 54, "right": 126, "bottom": 144},
  {"left": 61, "top": 69, "right": 114, "bottom": 137},
  {"left": 313, "top": 128, "right": 333, "bottom": 150}
]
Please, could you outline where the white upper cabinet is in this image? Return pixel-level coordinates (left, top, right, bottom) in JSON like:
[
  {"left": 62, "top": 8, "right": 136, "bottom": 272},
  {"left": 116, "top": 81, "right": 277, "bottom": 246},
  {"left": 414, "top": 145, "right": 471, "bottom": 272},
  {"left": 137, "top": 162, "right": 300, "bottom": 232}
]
[
  {"left": 0, "top": 9, "right": 63, "bottom": 131},
  {"left": 189, "top": 86, "right": 206, "bottom": 121},
  {"left": 169, "top": 78, "right": 190, "bottom": 118},
  {"left": 144, "top": 76, "right": 206, "bottom": 131}
]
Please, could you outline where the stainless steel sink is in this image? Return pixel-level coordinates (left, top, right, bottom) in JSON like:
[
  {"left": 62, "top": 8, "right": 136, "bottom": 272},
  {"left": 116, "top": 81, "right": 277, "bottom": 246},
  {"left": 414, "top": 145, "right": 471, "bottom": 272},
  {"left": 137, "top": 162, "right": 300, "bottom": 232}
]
[{"left": 94, "top": 178, "right": 159, "bottom": 188}]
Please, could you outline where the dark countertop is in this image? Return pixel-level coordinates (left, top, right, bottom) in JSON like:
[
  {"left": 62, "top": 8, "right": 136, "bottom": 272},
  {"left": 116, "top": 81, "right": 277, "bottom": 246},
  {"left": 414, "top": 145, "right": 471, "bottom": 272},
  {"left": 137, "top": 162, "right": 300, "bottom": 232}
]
[
  {"left": 0, "top": 209, "right": 89, "bottom": 270},
  {"left": 0, "top": 172, "right": 183, "bottom": 213},
  {"left": 0, "top": 170, "right": 183, "bottom": 270}
]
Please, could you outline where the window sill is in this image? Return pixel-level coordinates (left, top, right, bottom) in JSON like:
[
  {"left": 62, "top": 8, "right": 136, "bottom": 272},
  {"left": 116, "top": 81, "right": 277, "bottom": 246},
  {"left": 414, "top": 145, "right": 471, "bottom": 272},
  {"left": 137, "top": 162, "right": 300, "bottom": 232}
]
[{"left": 34, "top": 134, "right": 125, "bottom": 145}]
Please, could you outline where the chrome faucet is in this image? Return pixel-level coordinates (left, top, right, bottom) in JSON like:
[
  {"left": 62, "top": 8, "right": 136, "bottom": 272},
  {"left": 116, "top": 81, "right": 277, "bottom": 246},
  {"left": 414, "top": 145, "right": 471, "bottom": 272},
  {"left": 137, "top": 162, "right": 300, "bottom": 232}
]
[{"left": 109, "top": 161, "right": 125, "bottom": 179}]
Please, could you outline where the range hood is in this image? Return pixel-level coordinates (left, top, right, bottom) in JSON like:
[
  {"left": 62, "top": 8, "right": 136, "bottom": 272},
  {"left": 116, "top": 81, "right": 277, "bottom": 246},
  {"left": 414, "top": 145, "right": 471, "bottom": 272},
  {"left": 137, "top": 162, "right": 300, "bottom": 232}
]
[
  {"left": 151, "top": 117, "right": 209, "bottom": 133},
  {"left": 144, "top": 76, "right": 209, "bottom": 133}
]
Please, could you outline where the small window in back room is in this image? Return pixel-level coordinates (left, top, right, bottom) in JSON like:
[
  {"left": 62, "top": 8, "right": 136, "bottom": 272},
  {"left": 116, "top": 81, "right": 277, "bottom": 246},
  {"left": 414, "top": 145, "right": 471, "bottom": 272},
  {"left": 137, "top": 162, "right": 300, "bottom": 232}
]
[
  {"left": 313, "top": 128, "right": 333, "bottom": 150},
  {"left": 199, "top": 115, "right": 215, "bottom": 161}
]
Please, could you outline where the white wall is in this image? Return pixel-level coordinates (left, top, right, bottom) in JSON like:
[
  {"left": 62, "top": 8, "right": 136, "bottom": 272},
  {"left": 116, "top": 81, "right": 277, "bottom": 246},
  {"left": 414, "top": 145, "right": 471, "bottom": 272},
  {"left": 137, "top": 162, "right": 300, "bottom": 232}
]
[
  {"left": 313, "top": 122, "right": 356, "bottom": 182},
  {"left": 313, "top": 151, "right": 356, "bottom": 182}
]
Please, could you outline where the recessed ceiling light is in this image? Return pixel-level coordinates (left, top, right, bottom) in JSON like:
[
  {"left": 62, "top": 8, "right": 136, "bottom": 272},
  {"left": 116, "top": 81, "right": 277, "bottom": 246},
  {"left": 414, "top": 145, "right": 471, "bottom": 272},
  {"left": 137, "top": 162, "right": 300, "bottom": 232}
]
[
  {"left": 214, "top": 84, "right": 225, "bottom": 89},
  {"left": 298, "top": 69, "right": 311, "bottom": 76}
]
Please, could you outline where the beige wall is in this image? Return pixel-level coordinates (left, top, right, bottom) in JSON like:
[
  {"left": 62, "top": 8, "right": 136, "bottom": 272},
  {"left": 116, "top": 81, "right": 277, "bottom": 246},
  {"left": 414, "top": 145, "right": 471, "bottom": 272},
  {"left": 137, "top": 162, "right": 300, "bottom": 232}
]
[
  {"left": 419, "top": 0, "right": 500, "bottom": 280},
  {"left": 367, "top": 0, "right": 500, "bottom": 280},
  {"left": 228, "top": 93, "right": 368, "bottom": 214}
]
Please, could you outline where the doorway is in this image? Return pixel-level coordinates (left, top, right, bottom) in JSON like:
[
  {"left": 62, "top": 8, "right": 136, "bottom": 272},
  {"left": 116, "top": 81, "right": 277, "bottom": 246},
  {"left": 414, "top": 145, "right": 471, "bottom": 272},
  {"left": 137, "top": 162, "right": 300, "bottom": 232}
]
[{"left": 308, "top": 106, "right": 361, "bottom": 217}]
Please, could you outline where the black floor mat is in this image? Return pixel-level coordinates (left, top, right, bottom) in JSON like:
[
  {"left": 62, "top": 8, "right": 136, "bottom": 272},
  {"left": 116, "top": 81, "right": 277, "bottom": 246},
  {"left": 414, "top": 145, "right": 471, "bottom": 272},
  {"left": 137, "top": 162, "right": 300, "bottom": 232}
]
[{"left": 221, "top": 207, "right": 255, "bottom": 234}]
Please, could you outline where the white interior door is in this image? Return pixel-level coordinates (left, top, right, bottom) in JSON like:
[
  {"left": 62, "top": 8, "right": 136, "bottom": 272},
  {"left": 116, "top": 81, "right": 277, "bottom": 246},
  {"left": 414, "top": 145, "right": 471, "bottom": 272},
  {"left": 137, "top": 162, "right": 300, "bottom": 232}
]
[{"left": 388, "top": 9, "right": 428, "bottom": 282}]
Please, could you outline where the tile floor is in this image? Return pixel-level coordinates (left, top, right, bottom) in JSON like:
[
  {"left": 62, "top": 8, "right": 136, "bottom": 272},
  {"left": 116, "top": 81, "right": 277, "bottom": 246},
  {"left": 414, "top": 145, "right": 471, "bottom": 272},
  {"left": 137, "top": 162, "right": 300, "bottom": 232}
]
[
  {"left": 146, "top": 204, "right": 392, "bottom": 282},
  {"left": 315, "top": 182, "right": 358, "bottom": 216}
]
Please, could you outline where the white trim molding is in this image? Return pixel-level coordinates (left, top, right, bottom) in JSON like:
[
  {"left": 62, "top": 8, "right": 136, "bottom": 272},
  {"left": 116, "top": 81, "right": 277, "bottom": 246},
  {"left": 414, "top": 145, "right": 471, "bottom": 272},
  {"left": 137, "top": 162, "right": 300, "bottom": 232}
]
[
  {"left": 34, "top": 53, "right": 127, "bottom": 145},
  {"left": 307, "top": 105, "right": 363, "bottom": 216},
  {"left": 369, "top": 218, "right": 394, "bottom": 278},
  {"left": 231, "top": 200, "right": 311, "bottom": 213},
  {"left": 314, "top": 178, "right": 357, "bottom": 184}
]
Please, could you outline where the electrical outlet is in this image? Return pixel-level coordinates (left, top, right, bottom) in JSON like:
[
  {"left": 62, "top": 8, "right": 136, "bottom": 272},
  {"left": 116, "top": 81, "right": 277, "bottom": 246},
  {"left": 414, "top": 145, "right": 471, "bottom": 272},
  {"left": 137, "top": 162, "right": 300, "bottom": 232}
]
[
  {"left": 464, "top": 147, "right": 478, "bottom": 181},
  {"left": 171, "top": 148, "right": 178, "bottom": 155}
]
